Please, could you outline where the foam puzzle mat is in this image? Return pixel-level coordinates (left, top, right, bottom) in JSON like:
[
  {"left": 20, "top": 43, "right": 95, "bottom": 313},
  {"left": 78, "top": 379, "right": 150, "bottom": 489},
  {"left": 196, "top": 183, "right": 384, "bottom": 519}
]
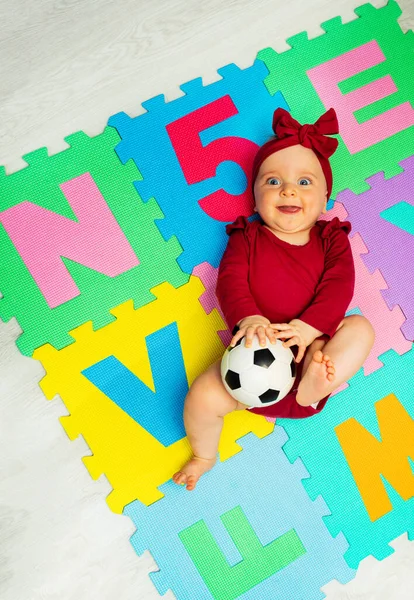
[{"left": 0, "top": 0, "right": 413, "bottom": 597}]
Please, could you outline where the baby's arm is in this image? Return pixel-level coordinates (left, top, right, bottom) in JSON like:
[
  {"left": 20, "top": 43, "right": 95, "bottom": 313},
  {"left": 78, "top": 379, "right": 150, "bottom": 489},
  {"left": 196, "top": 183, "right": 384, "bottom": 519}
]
[
  {"left": 295, "top": 227, "right": 355, "bottom": 340},
  {"left": 216, "top": 228, "right": 264, "bottom": 334}
]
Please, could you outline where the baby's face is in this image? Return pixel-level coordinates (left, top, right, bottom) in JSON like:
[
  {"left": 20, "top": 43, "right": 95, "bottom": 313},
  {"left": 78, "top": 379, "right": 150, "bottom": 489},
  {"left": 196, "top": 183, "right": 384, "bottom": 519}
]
[{"left": 253, "top": 144, "right": 328, "bottom": 238}]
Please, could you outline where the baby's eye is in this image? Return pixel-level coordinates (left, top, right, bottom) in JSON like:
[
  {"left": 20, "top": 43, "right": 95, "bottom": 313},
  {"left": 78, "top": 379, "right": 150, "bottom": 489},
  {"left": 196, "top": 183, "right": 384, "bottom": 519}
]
[
  {"left": 298, "top": 178, "right": 312, "bottom": 185},
  {"left": 266, "top": 177, "right": 281, "bottom": 185}
]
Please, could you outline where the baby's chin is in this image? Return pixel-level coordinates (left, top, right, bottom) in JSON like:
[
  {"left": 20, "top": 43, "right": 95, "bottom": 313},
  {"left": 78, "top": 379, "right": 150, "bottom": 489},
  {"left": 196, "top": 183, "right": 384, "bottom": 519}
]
[{"left": 261, "top": 214, "right": 319, "bottom": 234}]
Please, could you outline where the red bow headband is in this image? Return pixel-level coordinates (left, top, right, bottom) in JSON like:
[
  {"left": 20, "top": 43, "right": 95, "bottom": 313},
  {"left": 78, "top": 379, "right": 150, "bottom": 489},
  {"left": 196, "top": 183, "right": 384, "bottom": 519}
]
[{"left": 251, "top": 107, "right": 339, "bottom": 199}]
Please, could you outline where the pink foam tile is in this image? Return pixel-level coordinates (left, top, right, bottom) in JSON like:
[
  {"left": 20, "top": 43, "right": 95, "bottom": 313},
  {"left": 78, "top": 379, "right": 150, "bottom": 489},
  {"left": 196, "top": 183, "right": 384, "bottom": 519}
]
[
  {"left": 320, "top": 203, "right": 411, "bottom": 376},
  {"left": 192, "top": 262, "right": 231, "bottom": 347}
]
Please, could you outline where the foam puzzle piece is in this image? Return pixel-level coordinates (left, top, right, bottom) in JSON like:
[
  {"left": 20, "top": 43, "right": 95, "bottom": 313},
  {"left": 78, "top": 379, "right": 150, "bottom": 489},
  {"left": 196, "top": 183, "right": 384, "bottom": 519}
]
[
  {"left": 192, "top": 261, "right": 231, "bottom": 347},
  {"left": 257, "top": 0, "right": 414, "bottom": 198},
  {"left": 82, "top": 322, "right": 189, "bottom": 446},
  {"left": 0, "top": 128, "right": 187, "bottom": 356},
  {"left": 126, "top": 429, "right": 355, "bottom": 599},
  {"left": 336, "top": 155, "right": 414, "bottom": 341},
  {"left": 0, "top": 172, "right": 140, "bottom": 308},
  {"left": 279, "top": 344, "right": 414, "bottom": 569},
  {"left": 320, "top": 202, "right": 411, "bottom": 375},
  {"left": 108, "top": 61, "right": 289, "bottom": 272},
  {"left": 33, "top": 277, "right": 273, "bottom": 512},
  {"left": 308, "top": 39, "right": 414, "bottom": 154}
]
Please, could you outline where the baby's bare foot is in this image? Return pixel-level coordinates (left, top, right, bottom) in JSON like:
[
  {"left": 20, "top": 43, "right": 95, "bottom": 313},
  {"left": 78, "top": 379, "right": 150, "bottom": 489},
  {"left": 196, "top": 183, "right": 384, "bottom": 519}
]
[
  {"left": 172, "top": 455, "right": 217, "bottom": 491},
  {"left": 296, "top": 350, "right": 336, "bottom": 406}
]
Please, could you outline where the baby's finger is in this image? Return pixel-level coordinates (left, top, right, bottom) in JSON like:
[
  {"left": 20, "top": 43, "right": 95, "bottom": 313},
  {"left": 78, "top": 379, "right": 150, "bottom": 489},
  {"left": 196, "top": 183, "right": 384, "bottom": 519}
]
[
  {"left": 295, "top": 345, "right": 306, "bottom": 363},
  {"left": 266, "top": 326, "right": 277, "bottom": 344},
  {"left": 229, "top": 328, "right": 246, "bottom": 347},
  {"left": 244, "top": 326, "right": 257, "bottom": 348},
  {"left": 274, "top": 329, "right": 294, "bottom": 340},
  {"left": 282, "top": 336, "right": 299, "bottom": 349},
  {"left": 269, "top": 323, "right": 289, "bottom": 330},
  {"left": 256, "top": 325, "right": 267, "bottom": 347}
]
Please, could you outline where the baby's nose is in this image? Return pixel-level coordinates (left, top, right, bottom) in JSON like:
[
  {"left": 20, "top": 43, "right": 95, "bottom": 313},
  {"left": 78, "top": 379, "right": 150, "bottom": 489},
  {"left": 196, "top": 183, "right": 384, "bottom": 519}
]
[{"left": 281, "top": 184, "right": 297, "bottom": 195}]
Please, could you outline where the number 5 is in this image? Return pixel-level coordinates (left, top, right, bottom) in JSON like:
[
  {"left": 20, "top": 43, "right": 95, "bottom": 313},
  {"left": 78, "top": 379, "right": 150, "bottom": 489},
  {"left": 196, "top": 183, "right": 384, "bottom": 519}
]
[{"left": 166, "top": 95, "right": 259, "bottom": 222}]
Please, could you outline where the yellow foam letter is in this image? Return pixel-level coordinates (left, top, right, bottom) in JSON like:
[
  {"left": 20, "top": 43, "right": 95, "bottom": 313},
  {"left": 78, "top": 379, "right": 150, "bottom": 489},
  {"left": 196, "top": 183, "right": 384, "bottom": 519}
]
[{"left": 335, "top": 394, "right": 414, "bottom": 521}]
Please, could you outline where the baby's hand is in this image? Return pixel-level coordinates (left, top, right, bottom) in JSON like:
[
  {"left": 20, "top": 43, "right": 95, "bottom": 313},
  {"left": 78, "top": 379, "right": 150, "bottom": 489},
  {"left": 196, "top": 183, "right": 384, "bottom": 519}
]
[
  {"left": 270, "top": 321, "right": 307, "bottom": 362},
  {"left": 231, "top": 315, "right": 276, "bottom": 348}
]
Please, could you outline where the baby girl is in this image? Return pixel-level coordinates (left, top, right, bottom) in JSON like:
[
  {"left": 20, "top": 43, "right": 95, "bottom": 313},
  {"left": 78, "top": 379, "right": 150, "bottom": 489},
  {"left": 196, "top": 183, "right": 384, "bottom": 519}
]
[{"left": 173, "top": 107, "right": 375, "bottom": 491}]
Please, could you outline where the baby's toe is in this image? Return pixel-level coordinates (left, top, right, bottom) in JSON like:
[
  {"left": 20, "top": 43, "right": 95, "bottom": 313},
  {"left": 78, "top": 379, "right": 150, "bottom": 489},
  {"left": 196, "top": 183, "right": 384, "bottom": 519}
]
[
  {"left": 186, "top": 475, "right": 197, "bottom": 491},
  {"left": 314, "top": 350, "right": 324, "bottom": 362},
  {"left": 173, "top": 471, "right": 187, "bottom": 485}
]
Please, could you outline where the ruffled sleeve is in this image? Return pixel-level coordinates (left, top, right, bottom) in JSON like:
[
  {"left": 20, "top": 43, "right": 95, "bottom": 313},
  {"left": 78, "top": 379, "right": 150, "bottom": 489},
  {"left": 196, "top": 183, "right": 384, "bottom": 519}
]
[
  {"left": 225, "top": 215, "right": 250, "bottom": 236},
  {"left": 225, "top": 215, "right": 262, "bottom": 242},
  {"left": 216, "top": 216, "right": 264, "bottom": 333},
  {"left": 297, "top": 216, "right": 355, "bottom": 339},
  {"left": 317, "top": 216, "right": 352, "bottom": 239}
]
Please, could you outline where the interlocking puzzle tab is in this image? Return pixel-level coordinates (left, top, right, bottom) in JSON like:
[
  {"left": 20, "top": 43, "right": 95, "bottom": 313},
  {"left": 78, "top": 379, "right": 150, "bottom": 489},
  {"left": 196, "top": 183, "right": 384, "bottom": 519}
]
[
  {"left": 34, "top": 277, "right": 273, "bottom": 512},
  {"left": 126, "top": 429, "right": 355, "bottom": 599},
  {"left": 0, "top": 128, "right": 187, "bottom": 356},
  {"left": 109, "top": 60, "right": 289, "bottom": 273},
  {"left": 279, "top": 345, "right": 414, "bottom": 568},
  {"left": 257, "top": 0, "right": 414, "bottom": 197}
]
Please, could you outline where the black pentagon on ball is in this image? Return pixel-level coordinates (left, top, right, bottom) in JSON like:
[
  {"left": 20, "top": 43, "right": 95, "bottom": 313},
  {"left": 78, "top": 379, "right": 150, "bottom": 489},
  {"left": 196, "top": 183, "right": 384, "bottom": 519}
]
[
  {"left": 225, "top": 370, "right": 241, "bottom": 390},
  {"left": 290, "top": 358, "right": 297, "bottom": 378},
  {"left": 259, "top": 388, "right": 280, "bottom": 404},
  {"left": 253, "top": 348, "right": 275, "bottom": 368}
]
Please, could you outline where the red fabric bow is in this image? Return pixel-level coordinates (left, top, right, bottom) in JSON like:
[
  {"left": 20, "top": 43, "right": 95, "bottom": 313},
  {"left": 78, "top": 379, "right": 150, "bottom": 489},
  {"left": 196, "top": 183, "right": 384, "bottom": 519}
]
[
  {"left": 272, "top": 107, "right": 339, "bottom": 159},
  {"left": 251, "top": 107, "right": 340, "bottom": 199}
]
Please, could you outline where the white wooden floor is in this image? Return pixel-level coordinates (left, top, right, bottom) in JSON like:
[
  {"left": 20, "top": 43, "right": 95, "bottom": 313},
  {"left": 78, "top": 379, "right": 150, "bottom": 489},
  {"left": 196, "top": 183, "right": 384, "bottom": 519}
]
[{"left": 1, "top": 1, "right": 414, "bottom": 599}]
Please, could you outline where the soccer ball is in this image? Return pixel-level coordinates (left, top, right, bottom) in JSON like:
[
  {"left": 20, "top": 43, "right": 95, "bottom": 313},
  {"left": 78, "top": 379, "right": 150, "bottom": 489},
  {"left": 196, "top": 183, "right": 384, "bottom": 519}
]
[{"left": 221, "top": 335, "right": 297, "bottom": 408}]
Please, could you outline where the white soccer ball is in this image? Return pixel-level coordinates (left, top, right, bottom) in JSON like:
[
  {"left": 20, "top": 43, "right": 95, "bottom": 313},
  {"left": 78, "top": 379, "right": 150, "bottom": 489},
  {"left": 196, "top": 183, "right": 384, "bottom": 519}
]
[{"left": 221, "top": 335, "right": 297, "bottom": 408}]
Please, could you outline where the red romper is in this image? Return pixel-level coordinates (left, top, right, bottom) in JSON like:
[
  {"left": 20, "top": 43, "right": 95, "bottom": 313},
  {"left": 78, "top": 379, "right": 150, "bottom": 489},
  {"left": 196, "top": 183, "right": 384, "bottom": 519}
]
[{"left": 216, "top": 215, "right": 355, "bottom": 419}]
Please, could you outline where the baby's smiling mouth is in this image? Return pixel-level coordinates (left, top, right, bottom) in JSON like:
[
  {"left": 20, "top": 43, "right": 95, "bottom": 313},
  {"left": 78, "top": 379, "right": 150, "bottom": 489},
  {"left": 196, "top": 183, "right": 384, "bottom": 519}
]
[{"left": 277, "top": 205, "right": 301, "bottom": 213}]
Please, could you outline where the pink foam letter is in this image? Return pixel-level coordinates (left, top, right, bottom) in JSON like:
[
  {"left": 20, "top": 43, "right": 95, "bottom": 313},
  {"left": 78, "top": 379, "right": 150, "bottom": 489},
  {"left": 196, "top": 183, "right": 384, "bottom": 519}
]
[
  {"left": 307, "top": 41, "right": 414, "bottom": 153},
  {"left": 0, "top": 172, "right": 139, "bottom": 307}
]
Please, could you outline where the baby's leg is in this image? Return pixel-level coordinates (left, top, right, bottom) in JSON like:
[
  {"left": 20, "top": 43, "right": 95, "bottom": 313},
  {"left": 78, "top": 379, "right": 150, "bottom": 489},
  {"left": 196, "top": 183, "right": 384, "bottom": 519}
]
[
  {"left": 297, "top": 314, "right": 375, "bottom": 407},
  {"left": 173, "top": 359, "right": 247, "bottom": 491}
]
